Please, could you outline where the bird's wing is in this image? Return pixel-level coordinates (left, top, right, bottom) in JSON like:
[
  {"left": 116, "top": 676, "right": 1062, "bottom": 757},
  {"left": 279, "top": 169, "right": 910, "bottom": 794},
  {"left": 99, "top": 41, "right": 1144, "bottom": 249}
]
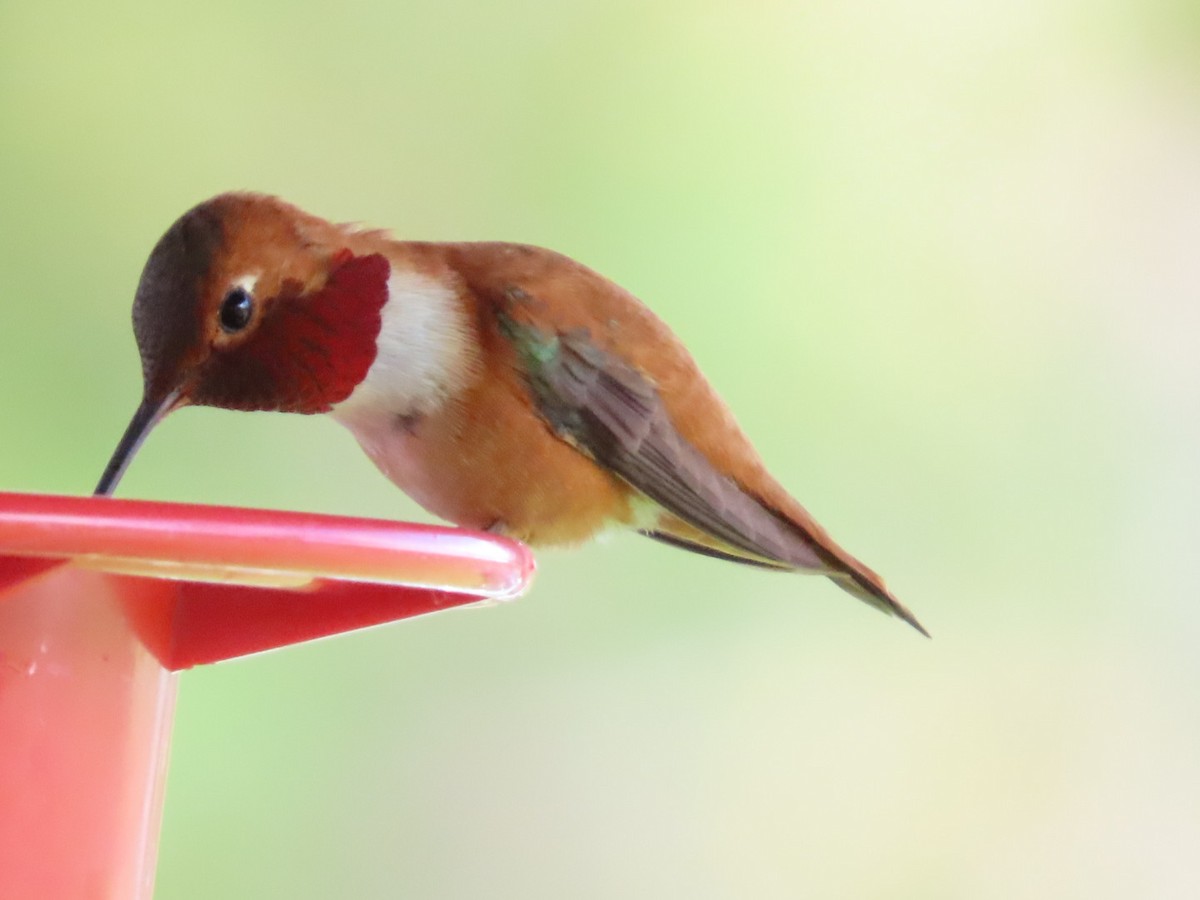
[
  {"left": 462, "top": 248, "right": 926, "bottom": 635},
  {"left": 496, "top": 313, "right": 830, "bottom": 569}
]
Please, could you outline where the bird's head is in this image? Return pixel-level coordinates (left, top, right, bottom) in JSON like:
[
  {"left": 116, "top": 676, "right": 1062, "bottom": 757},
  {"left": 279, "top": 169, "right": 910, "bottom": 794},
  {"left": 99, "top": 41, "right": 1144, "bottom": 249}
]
[{"left": 96, "top": 192, "right": 390, "bottom": 494}]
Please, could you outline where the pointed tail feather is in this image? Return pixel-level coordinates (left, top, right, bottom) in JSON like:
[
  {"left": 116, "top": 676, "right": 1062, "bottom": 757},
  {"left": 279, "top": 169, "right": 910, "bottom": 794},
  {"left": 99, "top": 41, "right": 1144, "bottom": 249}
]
[
  {"left": 830, "top": 566, "right": 929, "bottom": 637},
  {"left": 644, "top": 513, "right": 929, "bottom": 636},
  {"left": 740, "top": 493, "right": 930, "bottom": 637}
]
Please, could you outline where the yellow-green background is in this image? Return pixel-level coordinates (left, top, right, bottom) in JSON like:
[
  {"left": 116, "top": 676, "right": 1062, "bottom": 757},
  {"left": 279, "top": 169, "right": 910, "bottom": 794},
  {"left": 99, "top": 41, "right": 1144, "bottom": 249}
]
[{"left": 3, "top": 1, "right": 1198, "bottom": 896}]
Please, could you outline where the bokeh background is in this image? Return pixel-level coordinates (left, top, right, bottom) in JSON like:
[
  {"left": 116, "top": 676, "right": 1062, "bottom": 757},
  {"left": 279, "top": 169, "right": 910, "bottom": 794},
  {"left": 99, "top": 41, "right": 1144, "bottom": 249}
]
[{"left": 3, "top": 0, "right": 1199, "bottom": 896}]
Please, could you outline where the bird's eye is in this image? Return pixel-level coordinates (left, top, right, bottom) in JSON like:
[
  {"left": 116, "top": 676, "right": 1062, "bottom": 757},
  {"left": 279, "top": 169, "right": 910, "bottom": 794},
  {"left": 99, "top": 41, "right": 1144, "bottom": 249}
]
[{"left": 219, "top": 287, "right": 254, "bottom": 333}]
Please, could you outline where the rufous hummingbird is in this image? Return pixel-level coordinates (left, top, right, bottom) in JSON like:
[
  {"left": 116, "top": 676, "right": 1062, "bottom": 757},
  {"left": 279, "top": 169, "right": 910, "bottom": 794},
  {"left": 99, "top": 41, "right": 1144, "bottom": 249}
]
[{"left": 95, "top": 193, "right": 925, "bottom": 634}]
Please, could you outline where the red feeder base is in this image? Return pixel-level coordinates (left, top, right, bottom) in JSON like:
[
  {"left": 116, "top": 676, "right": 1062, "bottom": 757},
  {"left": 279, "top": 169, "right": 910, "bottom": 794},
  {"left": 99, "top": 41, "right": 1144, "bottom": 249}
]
[{"left": 0, "top": 492, "right": 533, "bottom": 899}]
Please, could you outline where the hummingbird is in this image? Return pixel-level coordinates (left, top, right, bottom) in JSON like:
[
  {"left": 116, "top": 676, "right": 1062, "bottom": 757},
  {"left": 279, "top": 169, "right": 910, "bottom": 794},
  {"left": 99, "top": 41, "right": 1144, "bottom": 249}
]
[{"left": 95, "top": 192, "right": 926, "bottom": 635}]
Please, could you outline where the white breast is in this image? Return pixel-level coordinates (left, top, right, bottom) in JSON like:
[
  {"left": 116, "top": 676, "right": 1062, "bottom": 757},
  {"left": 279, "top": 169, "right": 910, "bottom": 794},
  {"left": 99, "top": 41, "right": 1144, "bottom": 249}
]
[{"left": 330, "top": 269, "right": 474, "bottom": 439}]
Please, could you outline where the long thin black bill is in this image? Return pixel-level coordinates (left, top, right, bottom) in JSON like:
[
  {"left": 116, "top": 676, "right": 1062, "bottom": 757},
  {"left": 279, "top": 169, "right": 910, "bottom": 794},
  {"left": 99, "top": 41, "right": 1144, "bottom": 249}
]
[{"left": 94, "top": 390, "right": 181, "bottom": 496}]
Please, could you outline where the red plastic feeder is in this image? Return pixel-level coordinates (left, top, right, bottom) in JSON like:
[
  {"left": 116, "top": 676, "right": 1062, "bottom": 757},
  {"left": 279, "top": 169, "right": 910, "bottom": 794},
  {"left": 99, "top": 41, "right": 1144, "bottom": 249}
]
[{"left": 0, "top": 491, "right": 534, "bottom": 899}]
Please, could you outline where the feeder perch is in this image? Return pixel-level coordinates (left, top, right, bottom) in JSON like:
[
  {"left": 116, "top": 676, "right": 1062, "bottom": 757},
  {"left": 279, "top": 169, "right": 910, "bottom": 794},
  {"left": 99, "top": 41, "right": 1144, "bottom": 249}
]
[{"left": 0, "top": 491, "right": 533, "bottom": 898}]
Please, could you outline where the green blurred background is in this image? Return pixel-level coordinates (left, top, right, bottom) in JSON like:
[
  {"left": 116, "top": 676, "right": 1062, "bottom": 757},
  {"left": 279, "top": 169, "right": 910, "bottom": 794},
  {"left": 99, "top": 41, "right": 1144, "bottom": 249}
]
[{"left": 3, "top": 0, "right": 1199, "bottom": 896}]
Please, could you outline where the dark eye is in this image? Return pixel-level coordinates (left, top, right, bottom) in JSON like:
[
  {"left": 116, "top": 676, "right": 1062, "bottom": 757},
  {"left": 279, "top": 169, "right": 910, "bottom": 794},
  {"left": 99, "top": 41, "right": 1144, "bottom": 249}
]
[{"left": 219, "top": 287, "right": 254, "bottom": 333}]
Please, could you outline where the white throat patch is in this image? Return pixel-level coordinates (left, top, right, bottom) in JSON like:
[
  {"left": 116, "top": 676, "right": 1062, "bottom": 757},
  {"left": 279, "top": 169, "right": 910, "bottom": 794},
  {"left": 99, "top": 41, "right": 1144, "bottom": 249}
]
[{"left": 331, "top": 270, "right": 473, "bottom": 429}]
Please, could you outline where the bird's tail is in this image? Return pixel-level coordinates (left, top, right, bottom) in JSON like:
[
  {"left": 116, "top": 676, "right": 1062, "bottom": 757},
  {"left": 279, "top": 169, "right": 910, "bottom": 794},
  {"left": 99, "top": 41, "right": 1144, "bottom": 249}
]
[
  {"left": 829, "top": 562, "right": 929, "bottom": 637},
  {"left": 754, "top": 490, "right": 931, "bottom": 637},
  {"left": 645, "top": 508, "right": 929, "bottom": 636}
]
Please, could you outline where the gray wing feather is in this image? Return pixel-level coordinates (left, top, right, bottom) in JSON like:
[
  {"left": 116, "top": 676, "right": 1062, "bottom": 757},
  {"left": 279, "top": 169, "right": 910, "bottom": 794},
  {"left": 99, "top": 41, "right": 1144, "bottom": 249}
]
[{"left": 521, "top": 327, "right": 824, "bottom": 570}]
